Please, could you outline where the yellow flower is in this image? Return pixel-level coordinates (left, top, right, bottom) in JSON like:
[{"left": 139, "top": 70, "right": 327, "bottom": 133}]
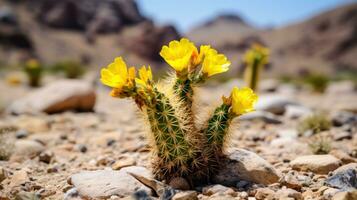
[
  {"left": 26, "top": 59, "right": 40, "bottom": 69},
  {"left": 159, "top": 38, "right": 197, "bottom": 73},
  {"left": 135, "top": 65, "right": 153, "bottom": 88},
  {"left": 244, "top": 44, "right": 269, "bottom": 66},
  {"left": 230, "top": 87, "right": 258, "bottom": 115},
  {"left": 202, "top": 49, "right": 231, "bottom": 77},
  {"left": 100, "top": 57, "right": 135, "bottom": 90}
]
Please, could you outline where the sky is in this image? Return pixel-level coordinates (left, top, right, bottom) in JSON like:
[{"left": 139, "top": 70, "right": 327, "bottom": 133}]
[{"left": 137, "top": 0, "right": 355, "bottom": 33}]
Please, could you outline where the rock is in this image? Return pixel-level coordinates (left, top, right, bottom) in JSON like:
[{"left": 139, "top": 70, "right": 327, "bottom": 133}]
[
  {"left": 202, "top": 184, "right": 235, "bottom": 196},
  {"left": 327, "top": 81, "right": 356, "bottom": 95},
  {"left": 172, "top": 191, "right": 198, "bottom": 200},
  {"left": 333, "top": 163, "right": 357, "bottom": 174},
  {"left": 325, "top": 168, "right": 357, "bottom": 190},
  {"left": 239, "top": 111, "right": 282, "bottom": 124},
  {"left": 0, "top": 166, "right": 6, "bottom": 182},
  {"left": 70, "top": 166, "right": 152, "bottom": 199},
  {"left": 255, "top": 95, "right": 299, "bottom": 115},
  {"left": 285, "top": 105, "right": 312, "bottom": 119},
  {"left": 37, "top": 0, "right": 144, "bottom": 32},
  {"left": 260, "top": 79, "right": 279, "bottom": 92},
  {"left": 169, "top": 177, "right": 190, "bottom": 190},
  {"left": 15, "top": 129, "right": 29, "bottom": 139},
  {"left": 290, "top": 155, "right": 341, "bottom": 174},
  {"left": 8, "top": 80, "right": 96, "bottom": 114},
  {"left": 323, "top": 187, "right": 340, "bottom": 199},
  {"left": 332, "top": 190, "right": 357, "bottom": 200},
  {"left": 277, "top": 129, "right": 298, "bottom": 139},
  {"left": 39, "top": 150, "right": 54, "bottom": 164},
  {"left": 13, "top": 140, "right": 45, "bottom": 158},
  {"left": 63, "top": 188, "right": 80, "bottom": 200},
  {"left": 333, "top": 131, "right": 352, "bottom": 141},
  {"left": 329, "top": 150, "right": 356, "bottom": 164},
  {"left": 9, "top": 169, "right": 29, "bottom": 188},
  {"left": 16, "top": 117, "right": 49, "bottom": 133},
  {"left": 213, "top": 148, "right": 280, "bottom": 186},
  {"left": 119, "top": 21, "right": 180, "bottom": 61},
  {"left": 111, "top": 157, "right": 136, "bottom": 170},
  {"left": 280, "top": 173, "right": 302, "bottom": 190},
  {"left": 255, "top": 188, "right": 275, "bottom": 200},
  {"left": 270, "top": 137, "right": 297, "bottom": 148},
  {"left": 275, "top": 188, "right": 302, "bottom": 200},
  {"left": 332, "top": 111, "right": 357, "bottom": 127}
]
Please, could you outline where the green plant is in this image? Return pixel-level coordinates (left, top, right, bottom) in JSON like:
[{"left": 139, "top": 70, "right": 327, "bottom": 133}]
[
  {"left": 24, "top": 59, "right": 43, "bottom": 87},
  {"left": 51, "top": 60, "right": 84, "bottom": 79},
  {"left": 243, "top": 44, "right": 269, "bottom": 91},
  {"left": 309, "top": 135, "right": 332, "bottom": 154},
  {"left": 298, "top": 113, "right": 331, "bottom": 135},
  {"left": 303, "top": 74, "right": 330, "bottom": 93},
  {"left": 100, "top": 38, "right": 258, "bottom": 185}
]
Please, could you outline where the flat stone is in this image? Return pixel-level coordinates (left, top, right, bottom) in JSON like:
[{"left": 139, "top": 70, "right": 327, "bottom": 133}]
[
  {"left": 202, "top": 184, "right": 234, "bottom": 196},
  {"left": 290, "top": 155, "right": 341, "bottom": 174},
  {"left": 70, "top": 166, "right": 152, "bottom": 199},
  {"left": 285, "top": 105, "right": 312, "bottom": 119},
  {"left": 255, "top": 188, "right": 275, "bottom": 200},
  {"left": 13, "top": 140, "right": 45, "bottom": 158},
  {"left": 111, "top": 157, "right": 136, "bottom": 170},
  {"left": 172, "top": 191, "right": 198, "bottom": 200},
  {"left": 255, "top": 95, "right": 299, "bottom": 115},
  {"left": 213, "top": 148, "right": 280, "bottom": 186},
  {"left": 8, "top": 80, "right": 96, "bottom": 114}
]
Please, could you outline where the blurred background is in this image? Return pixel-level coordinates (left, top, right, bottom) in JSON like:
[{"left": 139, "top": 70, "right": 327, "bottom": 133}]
[
  {"left": 0, "top": 0, "right": 356, "bottom": 110},
  {"left": 0, "top": 2, "right": 357, "bottom": 199}
]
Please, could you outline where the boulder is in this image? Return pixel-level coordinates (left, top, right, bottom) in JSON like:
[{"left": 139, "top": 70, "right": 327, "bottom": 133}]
[
  {"left": 290, "top": 155, "right": 341, "bottom": 174},
  {"left": 8, "top": 80, "right": 96, "bottom": 114},
  {"left": 70, "top": 166, "right": 152, "bottom": 199},
  {"left": 213, "top": 148, "right": 280, "bottom": 186}
]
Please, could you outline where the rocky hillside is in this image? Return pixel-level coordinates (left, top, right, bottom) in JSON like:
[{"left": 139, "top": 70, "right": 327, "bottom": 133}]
[
  {"left": 0, "top": 0, "right": 180, "bottom": 68},
  {"left": 188, "top": 3, "right": 357, "bottom": 76},
  {"left": 0, "top": 0, "right": 356, "bottom": 77}
]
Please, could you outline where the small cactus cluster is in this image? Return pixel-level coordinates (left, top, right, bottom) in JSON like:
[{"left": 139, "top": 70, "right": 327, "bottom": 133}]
[
  {"left": 100, "top": 38, "right": 258, "bottom": 185},
  {"left": 24, "top": 59, "right": 43, "bottom": 87},
  {"left": 243, "top": 44, "right": 269, "bottom": 91}
]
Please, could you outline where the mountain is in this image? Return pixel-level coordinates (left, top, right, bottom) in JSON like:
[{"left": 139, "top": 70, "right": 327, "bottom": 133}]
[
  {"left": 187, "top": 3, "right": 357, "bottom": 76},
  {"left": 0, "top": 0, "right": 180, "bottom": 69}
]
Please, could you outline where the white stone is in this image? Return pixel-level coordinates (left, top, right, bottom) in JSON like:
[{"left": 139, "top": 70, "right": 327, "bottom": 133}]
[{"left": 71, "top": 166, "right": 152, "bottom": 199}]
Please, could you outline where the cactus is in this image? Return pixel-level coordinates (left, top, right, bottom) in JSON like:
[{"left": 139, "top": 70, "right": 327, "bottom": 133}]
[
  {"left": 243, "top": 44, "right": 269, "bottom": 91},
  {"left": 24, "top": 59, "right": 43, "bottom": 87},
  {"left": 100, "top": 38, "right": 258, "bottom": 185}
]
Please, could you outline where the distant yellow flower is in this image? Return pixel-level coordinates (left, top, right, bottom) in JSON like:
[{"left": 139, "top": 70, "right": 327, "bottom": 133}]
[
  {"left": 202, "top": 49, "right": 231, "bottom": 77},
  {"left": 135, "top": 65, "right": 153, "bottom": 88},
  {"left": 244, "top": 44, "right": 269, "bottom": 66},
  {"left": 100, "top": 57, "right": 135, "bottom": 90},
  {"left": 230, "top": 87, "right": 258, "bottom": 115},
  {"left": 26, "top": 59, "right": 40, "bottom": 69},
  {"left": 160, "top": 38, "right": 197, "bottom": 73}
]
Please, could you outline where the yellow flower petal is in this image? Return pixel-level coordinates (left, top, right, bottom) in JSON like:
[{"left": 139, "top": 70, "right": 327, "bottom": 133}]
[
  {"left": 136, "top": 65, "right": 153, "bottom": 88},
  {"left": 230, "top": 87, "right": 258, "bottom": 115},
  {"left": 160, "top": 38, "right": 197, "bottom": 73},
  {"left": 202, "top": 49, "right": 231, "bottom": 77},
  {"left": 100, "top": 57, "right": 130, "bottom": 90}
]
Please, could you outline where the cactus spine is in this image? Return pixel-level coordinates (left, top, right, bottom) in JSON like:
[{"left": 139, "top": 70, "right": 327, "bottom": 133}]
[
  {"left": 204, "top": 103, "right": 233, "bottom": 157},
  {"left": 145, "top": 89, "right": 196, "bottom": 180}
]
